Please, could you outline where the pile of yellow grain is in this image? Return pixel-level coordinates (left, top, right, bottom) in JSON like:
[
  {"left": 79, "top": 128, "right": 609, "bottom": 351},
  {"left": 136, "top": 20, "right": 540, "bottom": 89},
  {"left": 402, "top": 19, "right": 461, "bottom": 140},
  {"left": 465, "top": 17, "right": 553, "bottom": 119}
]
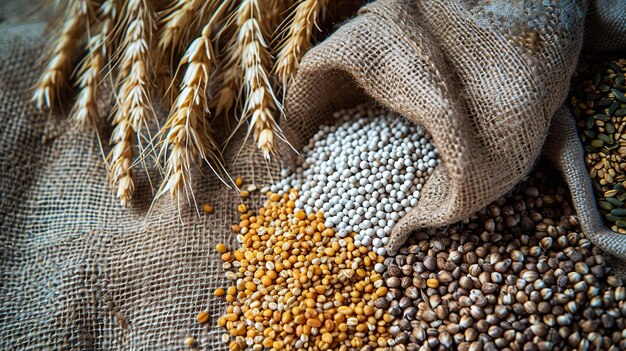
[{"left": 214, "top": 188, "right": 393, "bottom": 351}]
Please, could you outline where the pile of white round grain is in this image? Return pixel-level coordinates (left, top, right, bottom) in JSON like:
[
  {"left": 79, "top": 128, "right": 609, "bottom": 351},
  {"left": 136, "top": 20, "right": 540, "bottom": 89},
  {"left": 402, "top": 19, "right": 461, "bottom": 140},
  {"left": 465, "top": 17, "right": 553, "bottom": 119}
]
[{"left": 269, "top": 104, "right": 439, "bottom": 255}]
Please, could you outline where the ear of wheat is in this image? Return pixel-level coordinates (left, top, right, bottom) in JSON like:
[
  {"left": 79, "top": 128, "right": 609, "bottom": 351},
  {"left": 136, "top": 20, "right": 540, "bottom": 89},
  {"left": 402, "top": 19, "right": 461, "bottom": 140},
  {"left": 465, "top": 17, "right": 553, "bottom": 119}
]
[
  {"left": 212, "top": 43, "right": 242, "bottom": 118},
  {"left": 33, "top": 0, "right": 93, "bottom": 110},
  {"left": 109, "top": 118, "right": 136, "bottom": 206},
  {"left": 275, "top": 0, "right": 328, "bottom": 90},
  {"left": 210, "top": 3, "right": 243, "bottom": 119},
  {"left": 71, "top": 0, "right": 118, "bottom": 128},
  {"left": 156, "top": 0, "right": 229, "bottom": 202},
  {"left": 154, "top": 0, "right": 205, "bottom": 104},
  {"left": 157, "top": 0, "right": 204, "bottom": 56},
  {"left": 107, "top": 0, "right": 156, "bottom": 207},
  {"left": 234, "top": 0, "right": 282, "bottom": 160}
]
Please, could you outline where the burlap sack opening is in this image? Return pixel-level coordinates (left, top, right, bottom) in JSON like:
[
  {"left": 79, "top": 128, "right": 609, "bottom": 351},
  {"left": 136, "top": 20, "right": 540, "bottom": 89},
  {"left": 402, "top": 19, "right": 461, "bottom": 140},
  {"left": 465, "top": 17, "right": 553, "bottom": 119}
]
[
  {"left": 545, "top": 108, "right": 626, "bottom": 275},
  {"left": 559, "top": 1, "right": 626, "bottom": 272},
  {"left": 285, "top": 0, "right": 586, "bottom": 252}
]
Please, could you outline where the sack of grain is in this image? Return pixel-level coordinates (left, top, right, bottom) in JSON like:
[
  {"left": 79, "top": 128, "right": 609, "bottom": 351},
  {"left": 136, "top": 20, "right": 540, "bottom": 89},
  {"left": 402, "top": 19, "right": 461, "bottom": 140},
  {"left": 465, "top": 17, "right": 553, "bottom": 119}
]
[{"left": 283, "top": 0, "right": 626, "bottom": 254}]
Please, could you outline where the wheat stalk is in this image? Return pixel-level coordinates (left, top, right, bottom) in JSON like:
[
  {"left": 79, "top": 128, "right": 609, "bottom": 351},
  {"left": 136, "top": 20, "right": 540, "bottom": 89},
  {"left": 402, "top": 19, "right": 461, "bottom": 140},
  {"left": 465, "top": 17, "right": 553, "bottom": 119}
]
[
  {"left": 71, "top": 0, "right": 118, "bottom": 128},
  {"left": 33, "top": 0, "right": 348, "bottom": 209},
  {"left": 32, "top": 0, "right": 93, "bottom": 110},
  {"left": 234, "top": 0, "right": 281, "bottom": 160},
  {"left": 107, "top": 0, "right": 155, "bottom": 207},
  {"left": 275, "top": 0, "right": 327, "bottom": 90},
  {"left": 157, "top": 0, "right": 229, "bottom": 201}
]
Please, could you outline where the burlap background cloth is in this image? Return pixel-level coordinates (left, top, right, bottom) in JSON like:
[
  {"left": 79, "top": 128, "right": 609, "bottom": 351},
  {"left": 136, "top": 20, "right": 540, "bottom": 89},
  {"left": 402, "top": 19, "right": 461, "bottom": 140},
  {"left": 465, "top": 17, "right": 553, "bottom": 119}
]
[{"left": 1, "top": 0, "right": 625, "bottom": 349}]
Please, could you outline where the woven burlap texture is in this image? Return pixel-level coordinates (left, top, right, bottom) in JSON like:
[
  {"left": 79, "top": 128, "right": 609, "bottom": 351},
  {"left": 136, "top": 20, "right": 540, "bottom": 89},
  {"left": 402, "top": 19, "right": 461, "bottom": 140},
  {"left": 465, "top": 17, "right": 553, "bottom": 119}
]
[{"left": 1, "top": 0, "right": 625, "bottom": 350}]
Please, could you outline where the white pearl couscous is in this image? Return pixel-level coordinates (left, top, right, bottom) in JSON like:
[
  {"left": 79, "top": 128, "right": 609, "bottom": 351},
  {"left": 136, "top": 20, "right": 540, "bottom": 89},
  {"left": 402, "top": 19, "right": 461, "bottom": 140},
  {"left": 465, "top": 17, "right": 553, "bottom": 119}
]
[{"left": 270, "top": 104, "right": 439, "bottom": 255}]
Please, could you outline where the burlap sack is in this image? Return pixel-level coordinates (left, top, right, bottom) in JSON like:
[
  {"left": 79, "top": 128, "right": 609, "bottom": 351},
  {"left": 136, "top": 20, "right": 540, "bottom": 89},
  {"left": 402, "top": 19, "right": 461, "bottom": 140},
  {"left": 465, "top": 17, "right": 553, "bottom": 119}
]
[
  {"left": 284, "top": 0, "right": 588, "bottom": 251},
  {"left": 1, "top": 0, "right": 625, "bottom": 350}
]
